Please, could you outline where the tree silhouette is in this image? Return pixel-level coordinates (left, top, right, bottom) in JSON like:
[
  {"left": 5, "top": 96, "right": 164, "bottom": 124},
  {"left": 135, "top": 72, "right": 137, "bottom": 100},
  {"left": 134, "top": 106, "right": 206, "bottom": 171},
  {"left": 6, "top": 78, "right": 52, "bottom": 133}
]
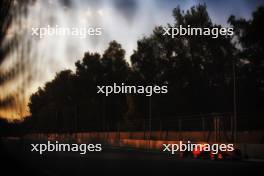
[
  {"left": 229, "top": 6, "right": 264, "bottom": 115},
  {"left": 29, "top": 41, "right": 130, "bottom": 132},
  {"left": 25, "top": 4, "right": 264, "bottom": 133},
  {"left": 131, "top": 4, "right": 235, "bottom": 118}
]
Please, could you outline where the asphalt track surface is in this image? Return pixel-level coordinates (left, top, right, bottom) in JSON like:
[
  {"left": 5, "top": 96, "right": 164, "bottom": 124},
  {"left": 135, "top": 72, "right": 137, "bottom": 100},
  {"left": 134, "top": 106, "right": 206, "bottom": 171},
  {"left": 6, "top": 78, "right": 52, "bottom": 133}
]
[{"left": 1, "top": 138, "right": 263, "bottom": 176}]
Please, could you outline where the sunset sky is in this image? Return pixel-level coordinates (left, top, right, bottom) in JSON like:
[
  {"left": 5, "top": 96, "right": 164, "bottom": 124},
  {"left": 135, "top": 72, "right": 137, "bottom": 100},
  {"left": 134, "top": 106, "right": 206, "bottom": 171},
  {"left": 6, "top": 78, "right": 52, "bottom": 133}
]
[{"left": 0, "top": 0, "right": 263, "bottom": 120}]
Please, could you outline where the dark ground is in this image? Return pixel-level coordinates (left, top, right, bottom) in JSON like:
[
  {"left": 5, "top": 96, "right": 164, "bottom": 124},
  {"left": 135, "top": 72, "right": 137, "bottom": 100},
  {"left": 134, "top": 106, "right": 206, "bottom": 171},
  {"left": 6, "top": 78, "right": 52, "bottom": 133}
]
[{"left": 0, "top": 138, "right": 263, "bottom": 176}]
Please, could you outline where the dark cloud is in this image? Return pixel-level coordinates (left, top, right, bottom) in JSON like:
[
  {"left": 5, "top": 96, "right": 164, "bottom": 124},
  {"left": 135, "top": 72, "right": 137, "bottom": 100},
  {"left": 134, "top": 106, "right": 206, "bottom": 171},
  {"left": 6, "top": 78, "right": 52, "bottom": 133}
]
[
  {"left": 0, "top": 96, "right": 15, "bottom": 109},
  {"left": 59, "top": 0, "right": 72, "bottom": 7},
  {"left": 113, "top": 0, "right": 138, "bottom": 21}
]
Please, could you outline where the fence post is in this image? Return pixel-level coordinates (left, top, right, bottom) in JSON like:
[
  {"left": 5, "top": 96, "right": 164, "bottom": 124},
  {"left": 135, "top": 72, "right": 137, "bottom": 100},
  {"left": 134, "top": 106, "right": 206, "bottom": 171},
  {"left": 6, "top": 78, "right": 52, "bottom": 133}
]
[
  {"left": 178, "top": 118, "right": 182, "bottom": 139},
  {"left": 202, "top": 117, "right": 205, "bottom": 141},
  {"left": 159, "top": 119, "right": 162, "bottom": 140}
]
